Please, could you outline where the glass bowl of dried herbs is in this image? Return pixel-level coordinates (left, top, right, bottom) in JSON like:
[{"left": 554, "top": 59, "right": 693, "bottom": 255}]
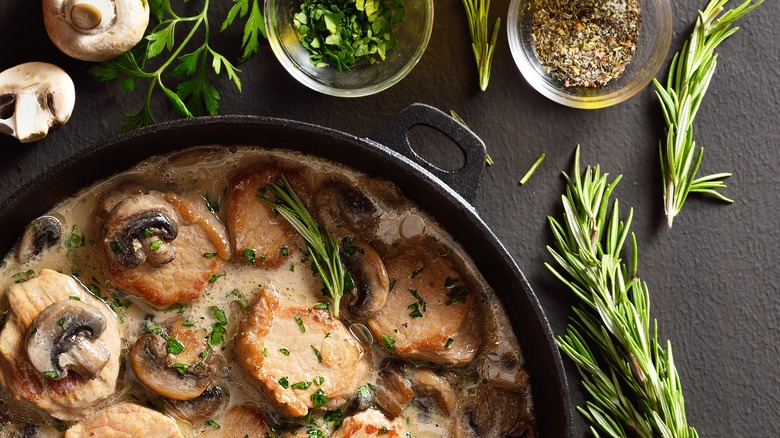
[
  {"left": 265, "top": 0, "right": 433, "bottom": 97},
  {"left": 507, "top": 0, "right": 672, "bottom": 109}
]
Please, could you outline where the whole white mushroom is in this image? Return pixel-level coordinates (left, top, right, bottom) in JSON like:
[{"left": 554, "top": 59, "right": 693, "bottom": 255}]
[
  {"left": 43, "top": 0, "right": 150, "bottom": 62},
  {"left": 0, "top": 62, "right": 76, "bottom": 143}
]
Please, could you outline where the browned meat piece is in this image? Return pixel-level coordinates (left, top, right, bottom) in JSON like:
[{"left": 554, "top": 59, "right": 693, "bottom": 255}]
[
  {"left": 98, "top": 190, "right": 225, "bottom": 308},
  {"left": 367, "top": 244, "right": 482, "bottom": 367},
  {"left": 331, "top": 409, "right": 408, "bottom": 438},
  {"left": 64, "top": 402, "right": 183, "bottom": 437},
  {"left": 165, "top": 191, "right": 232, "bottom": 261},
  {"left": 226, "top": 166, "right": 305, "bottom": 268},
  {"left": 200, "top": 404, "right": 271, "bottom": 437},
  {"left": 235, "top": 286, "right": 369, "bottom": 418},
  {"left": 0, "top": 269, "right": 122, "bottom": 422}
]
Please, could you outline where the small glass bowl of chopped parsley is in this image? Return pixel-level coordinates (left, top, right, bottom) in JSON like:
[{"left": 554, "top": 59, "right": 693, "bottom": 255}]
[
  {"left": 507, "top": 0, "right": 672, "bottom": 109},
  {"left": 265, "top": 0, "right": 433, "bottom": 96}
]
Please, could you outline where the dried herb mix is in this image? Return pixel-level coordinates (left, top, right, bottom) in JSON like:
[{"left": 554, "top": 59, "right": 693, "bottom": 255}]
[{"left": 531, "top": 0, "right": 641, "bottom": 87}]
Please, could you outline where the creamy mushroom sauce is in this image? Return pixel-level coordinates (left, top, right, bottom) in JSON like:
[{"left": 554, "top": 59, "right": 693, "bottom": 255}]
[{"left": 0, "top": 146, "right": 534, "bottom": 437}]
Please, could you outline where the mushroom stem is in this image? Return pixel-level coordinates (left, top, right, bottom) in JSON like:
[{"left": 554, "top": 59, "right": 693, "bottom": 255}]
[
  {"left": 9, "top": 91, "right": 51, "bottom": 143},
  {"left": 68, "top": 0, "right": 115, "bottom": 30},
  {"left": 58, "top": 333, "right": 111, "bottom": 379}
]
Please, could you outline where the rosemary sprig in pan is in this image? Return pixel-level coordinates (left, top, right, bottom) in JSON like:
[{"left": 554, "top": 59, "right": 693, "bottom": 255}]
[
  {"left": 258, "top": 175, "right": 349, "bottom": 318},
  {"left": 547, "top": 147, "right": 697, "bottom": 437},
  {"left": 654, "top": 0, "right": 763, "bottom": 228},
  {"left": 461, "top": 0, "right": 500, "bottom": 91}
]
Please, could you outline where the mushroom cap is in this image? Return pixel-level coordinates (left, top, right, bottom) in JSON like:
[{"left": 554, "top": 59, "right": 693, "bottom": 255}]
[
  {"left": 0, "top": 62, "right": 75, "bottom": 143},
  {"left": 43, "top": 0, "right": 150, "bottom": 62}
]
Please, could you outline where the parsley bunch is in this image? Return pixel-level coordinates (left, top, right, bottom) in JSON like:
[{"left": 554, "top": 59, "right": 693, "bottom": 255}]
[
  {"left": 294, "top": 0, "right": 407, "bottom": 70},
  {"left": 90, "top": 0, "right": 266, "bottom": 132}
]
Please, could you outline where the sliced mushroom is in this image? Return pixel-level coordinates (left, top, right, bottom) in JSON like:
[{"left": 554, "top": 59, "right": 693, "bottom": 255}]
[
  {"left": 165, "top": 384, "right": 227, "bottom": 421},
  {"left": 464, "top": 382, "right": 535, "bottom": 437},
  {"left": 313, "top": 180, "right": 382, "bottom": 235},
  {"left": 43, "top": 0, "right": 151, "bottom": 61},
  {"left": 25, "top": 299, "right": 110, "bottom": 380},
  {"left": 409, "top": 368, "right": 457, "bottom": 416},
  {"left": 15, "top": 215, "right": 63, "bottom": 264},
  {"left": 0, "top": 62, "right": 75, "bottom": 143},
  {"left": 102, "top": 194, "right": 179, "bottom": 268},
  {"left": 129, "top": 330, "right": 215, "bottom": 401},
  {"left": 343, "top": 240, "right": 390, "bottom": 320},
  {"left": 374, "top": 361, "right": 413, "bottom": 418}
]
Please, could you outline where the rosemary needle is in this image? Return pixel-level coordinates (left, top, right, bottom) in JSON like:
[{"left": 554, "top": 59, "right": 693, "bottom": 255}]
[
  {"left": 547, "top": 146, "right": 697, "bottom": 438},
  {"left": 654, "top": 0, "right": 763, "bottom": 228},
  {"left": 518, "top": 153, "right": 545, "bottom": 185}
]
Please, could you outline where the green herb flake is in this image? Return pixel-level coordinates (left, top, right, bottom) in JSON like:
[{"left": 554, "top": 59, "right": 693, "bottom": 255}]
[
  {"left": 43, "top": 370, "right": 59, "bottom": 379},
  {"left": 518, "top": 152, "right": 546, "bottom": 185},
  {"left": 314, "top": 302, "right": 328, "bottom": 310},
  {"left": 291, "top": 380, "right": 312, "bottom": 390},
  {"left": 208, "top": 274, "right": 223, "bottom": 283},
  {"left": 166, "top": 303, "right": 187, "bottom": 314},
  {"left": 208, "top": 322, "right": 226, "bottom": 346},
  {"left": 311, "top": 388, "right": 329, "bottom": 407},
  {"left": 183, "top": 319, "right": 196, "bottom": 327},
  {"left": 444, "top": 337, "right": 454, "bottom": 348},
  {"left": 210, "top": 306, "right": 228, "bottom": 325},
  {"left": 324, "top": 409, "right": 343, "bottom": 428},
  {"left": 171, "top": 363, "right": 189, "bottom": 375},
  {"left": 203, "top": 252, "right": 218, "bottom": 259},
  {"left": 110, "top": 240, "right": 121, "bottom": 253},
  {"left": 411, "top": 266, "right": 424, "bottom": 278},
  {"left": 289, "top": 262, "right": 296, "bottom": 272},
  {"left": 311, "top": 345, "right": 323, "bottom": 363},
  {"left": 149, "top": 239, "right": 163, "bottom": 251},
  {"left": 382, "top": 334, "right": 396, "bottom": 350},
  {"left": 57, "top": 317, "right": 66, "bottom": 327},
  {"left": 279, "top": 376, "right": 290, "bottom": 388},
  {"left": 279, "top": 347, "right": 291, "bottom": 356},
  {"left": 167, "top": 337, "right": 185, "bottom": 355},
  {"left": 244, "top": 248, "right": 256, "bottom": 264},
  {"left": 205, "top": 419, "right": 221, "bottom": 429},
  {"left": 143, "top": 228, "right": 154, "bottom": 238},
  {"left": 314, "top": 375, "right": 325, "bottom": 385},
  {"left": 280, "top": 246, "right": 290, "bottom": 256},
  {"left": 379, "top": 427, "right": 389, "bottom": 434},
  {"left": 295, "top": 315, "right": 306, "bottom": 333},
  {"left": 389, "top": 279, "right": 397, "bottom": 291},
  {"left": 68, "top": 295, "right": 81, "bottom": 301},
  {"left": 263, "top": 347, "right": 269, "bottom": 357}
]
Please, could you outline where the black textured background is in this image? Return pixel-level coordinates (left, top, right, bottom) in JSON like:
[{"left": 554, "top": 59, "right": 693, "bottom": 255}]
[{"left": 1, "top": 0, "right": 778, "bottom": 435}]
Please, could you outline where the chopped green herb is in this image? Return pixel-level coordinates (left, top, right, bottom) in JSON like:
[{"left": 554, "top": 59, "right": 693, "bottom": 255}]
[
  {"left": 445, "top": 278, "right": 470, "bottom": 305},
  {"left": 379, "top": 427, "right": 389, "bottom": 434},
  {"left": 281, "top": 246, "right": 290, "bottom": 256},
  {"left": 148, "top": 324, "right": 164, "bottom": 335},
  {"left": 68, "top": 225, "right": 84, "bottom": 248},
  {"left": 314, "top": 375, "right": 325, "bottom": 385},
  {"left": 279, "top": 376, "right": 290, "bottom": 388},
  {"left": 289, "top": 262, "right": 296, "bottom": 272},
  {"left": 324, "top": 409, "right": 343, "bottom": 428},
  {"left": 143, "top": 228, "right": 154, "bottom": 238},
  {"left": 518, "top": 152, "right": 546, "bottom": 185},
  {"left": 199, "top": 350, "right": 210, "bottom": 360},
  {"left": 314, "top": 302, "right": 328, "bottom": 310},
  {"left": 444, "top": 337, "right": 454, "bottom": 348},
  {"left": 408, "top": 303, "right": 423, "bottom": 318},
  {"left": 208, "top": 322, "right": 226, "bottom": 346},
  {"left": 204, "top": 252, "right": 218, "bottom": 258},
  {"left": 43, "top": 370, "right": 59, "bottom": 379},
  {"left": 167, "top": 337, "right": 185, "bottom": 355},
  {"left": 68, "top": 296, "right": 81, "bottom": 301},
  {"left": 411, "top": 266, "right": 424, "bottom": 278},
  {"left": 311, "top": 388, "right": 329, "bottom": 407},
  {"left": 205, "top": 419, "right": 221, "bottom": 429},
  {"left": 244, "top": 248, "right": 256, "bottom": 264},
  {"left": 389, "top": 279, "right": 397, "bottom": 291},
  {"left": 263, "top": 347, "right": 269, "bottom": 356},
  {"left": 149, "top": 239, "right": 163, "bottom": 251},
  {"left": 280, "top": 348, "right": 291, "bottom": 356},
  {"left": 311, "top": 345, "right": 323, "bottom": 363},
  {"left": 57, "top": 317, "right": 66, "bottom": 327},
  {"left": 295, "top": 315, "right": 306, "bottom": 333},
  {"left": 291, "top": 380, "right": 312, "bottom": 389},
  {"left": 382, "top": 334, "right": 397, "bottom": 350},
  {"left": 211, "top": 306, "right": 228, "bottom": 325},
  {"left": 171, "top": 363, "right": 189, "bottom": 375},
  {"left": 356, "top": 384, "right": 371, "bottom": 400},
  {"left": 110, "top": 240, "right": 121, "bottom": 252},
  {"left": 183, "top": 319, "right": 196, "bottom": 327},
  {"left": 208, "top": 274, "right": 223, "bottom": 283},
  {"left": 166, "top": 303, "right": 187, "bottom": 314}
]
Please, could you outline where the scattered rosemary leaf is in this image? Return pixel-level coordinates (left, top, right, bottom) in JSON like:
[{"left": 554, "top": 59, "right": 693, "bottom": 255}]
[{"left": 519, "top": 153, "right": 545, "bottom": 185}]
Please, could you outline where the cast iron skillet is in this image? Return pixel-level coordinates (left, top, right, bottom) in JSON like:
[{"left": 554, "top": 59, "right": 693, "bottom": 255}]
[{"left": 0, "top": 103, "right": 573, "bottom": 437}]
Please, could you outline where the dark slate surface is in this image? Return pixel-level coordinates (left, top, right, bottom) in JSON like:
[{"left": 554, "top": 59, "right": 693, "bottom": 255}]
[{"left": 1, "top": 0, "right": 778, "bottom": 435}]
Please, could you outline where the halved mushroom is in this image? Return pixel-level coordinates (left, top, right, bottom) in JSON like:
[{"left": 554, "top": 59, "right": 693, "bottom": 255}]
[
  {"left": 343, "top": 240, "right": 390, "bottom": 320},
  {"left": 15, "top": 215, "right": 63, "bottom": 264},
  {"left": 43, "top": 0, "right": 151, "bottom": 61},
  {"left": 0, "top": 62, "right": 75, "bottom": 143},
  {"left": 313, "top": 180, "right": 382, "bottom": 235},
  {"left": 129, "top": 327, "right": 215, "bottom": 400},
  {"left": 165, "top": 384, "right": 227, "bottom": 422},
  {"left": 374, "top": 361, "right": 457, "bottom": 418},
  {"left": 462, "top": 381, "right": 535, "bottom": 437},
  {"left": 102, "top": 194, "right": 179, "bottom": 268},
  {"left": 25, "top": 299, "right": 110, "bottom": 380}
]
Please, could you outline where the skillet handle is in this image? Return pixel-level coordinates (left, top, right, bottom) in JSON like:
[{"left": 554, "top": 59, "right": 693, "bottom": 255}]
[{"left": 369, "top": 103, "right": 486, "bottom": 204}]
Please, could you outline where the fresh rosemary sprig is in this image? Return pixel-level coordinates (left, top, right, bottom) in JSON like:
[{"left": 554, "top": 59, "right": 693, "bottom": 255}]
[
  {"left": 258, "top": 175, "right": 348, "bottom": 318},
  {"left": 547, "top": 147, "right": 697, "bottom": 437},
  {"left": 90, "top": 0, "right": 265, "bottom": 132},
  {"left": 461, "top": 0, "right": 500, "bottom": 91},
  {"left": 653, "top": 0, "right": 763, "bottom": 228}
]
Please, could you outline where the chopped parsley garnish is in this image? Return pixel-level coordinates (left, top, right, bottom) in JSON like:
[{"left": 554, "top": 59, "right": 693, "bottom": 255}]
[
  {"left": 183, "top": 319, "right": 196, "bottom": 327},
  {"left": 244, "top": 248, "right": 256, "bottom": 264},
  {"left": 166, "top": 303, "right": 187, "bottom": 314},
  {"left": 210, "top": 306, "right": 228, "bottom": 325},
  {"left": 43, "top": 370, "right": 59, "bottom": 379},
  {"left": 203, "top": 252, "right": 218, "bottom": 258},
  {"left": 289, "top": 262, "right": 296, "bottom": 272},
  {"left": 311, "top": 345, "right": 323, "bottom": 363},
  {"left": 167, "top": 337, "right": 185, "bottom": 355},
  {"left": 57, "top": 317, "right": 66, "bottom": 327},
  {"left": 411, "top": 266, "right": 424, "bottom": 278},
  {"left": 295, "top": 315, "right": 306, "bottom": 333},
  {"left": 263, "top": 347, "right": 269, "bottom": 357},
  {"left": 314, "top": 302, "right": 328, "bottom": 310},
  {"left": 280, "top": 246, "right": 290, "bottom": 256},
  {"left": 379, "top": 427, "right": 389, "bottom": 434},
  {"left": 171, "top": 363, "right": 189, "bottom": 375},
  {"left": 311, "top": 388, "right": 329, "bottom": 407},
  {"left": 407, "top": 288, "right": 426, "bottom": 318},
  {"left": 389, "top": 279, "right": 397, "bottom": 291},
  {"left": 149, "top": 239, "right": 163, "bottom": 251},
  {"left": 382, "top": 334, "right": 396, "bottom": 350},
  {"left": 314, "top": 375, "right": 325, "bottom": 385},
  {"left": 109, "top": 240, "right": 121, "bottom": 252},
  {"left": 280, "top": 347, "right": 291, "bottom": 356},
  {"left": 356, "top": 384, "right": 372, "bottom": 400},
  {"left": 143, "top": 228, "right": 154, "bottom": 238},
  {"left": 208, "top": 322, "right": 226, "bottom": 346},
  {"left": 324, "top": 409, "right": 343, "bottom": 428},
  {"left": 291, "top": 381, "right": 312, "bottom": 389},
  {"left": 68, "top": 295, "right": 81, "bottom": 301},
  {"left": 279, "top": 376, "right": 290, "bottom": 388},
  {"left": 444, "top": 337, "right": 454, "bottom": 348},
  {"left": 208, "top": 273, "right": 223, "bottom": 283},
  {"left": 205, "top": 419, "right": 221, "bottom": 429},
  {"left": 444, "top": 277, "right": 470, "bottom": 305}
]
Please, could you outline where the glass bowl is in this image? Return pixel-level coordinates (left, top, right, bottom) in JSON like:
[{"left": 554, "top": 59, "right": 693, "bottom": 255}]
[
  {"left": 265, "top": 0, "right": 434, "bottom": 97},
  {"left": 507, "top": 0, "right": 672, "bottom": 109}
]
